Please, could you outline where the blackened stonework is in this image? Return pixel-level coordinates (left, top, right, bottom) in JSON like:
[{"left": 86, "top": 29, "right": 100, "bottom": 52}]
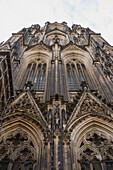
[{"left": 0, "top": 22, "right": 113, "bottom": 170}]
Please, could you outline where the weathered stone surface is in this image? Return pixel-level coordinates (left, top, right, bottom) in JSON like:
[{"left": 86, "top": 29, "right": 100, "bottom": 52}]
[{"left": 0, "top": 22, "right": 113, "bottom": 170}]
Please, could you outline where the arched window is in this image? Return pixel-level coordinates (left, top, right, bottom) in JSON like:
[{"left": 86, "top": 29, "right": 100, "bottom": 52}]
[
  {"left": 77, "top": 129, "right": 113, "bottom": 170},
  {"left": 34, "top": 63, "right": 46, "bottom": 91},
  {"left": 66, "top": 61, "right": 91, "bottom": 91},
  {"left": 104, "top": 146, "right": 113, "bottom": 170},
  {"left": 67, "top": 63, "right": 78, "bottom": 91},
  {"left": 0, "top": 130, "right": 38, "bottom": 170},
  {"left": 23, "top": 61, "right": 46, "bottom": 91}
]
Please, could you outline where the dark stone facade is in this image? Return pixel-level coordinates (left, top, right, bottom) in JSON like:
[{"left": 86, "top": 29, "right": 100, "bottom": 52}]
[{"left": 0, "top": 22, "right": 113, "bottom": 170}]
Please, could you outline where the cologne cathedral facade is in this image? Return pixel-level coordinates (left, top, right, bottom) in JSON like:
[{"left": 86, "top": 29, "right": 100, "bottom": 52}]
[{"left": 0, "top": 22, "right": 113, "bottom": 170}]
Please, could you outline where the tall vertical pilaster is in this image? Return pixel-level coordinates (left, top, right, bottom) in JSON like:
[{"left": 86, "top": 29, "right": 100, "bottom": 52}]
[{"left": 46, "top": 35, "right": 68, "bottom": 100}]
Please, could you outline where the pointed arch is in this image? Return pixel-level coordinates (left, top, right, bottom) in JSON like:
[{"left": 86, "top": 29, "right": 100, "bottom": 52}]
[
  {"left": 65, "top": 57, "right": 93, "bottom": 92},
  {"left": 0, "top": 115, "right": 45, "bottom": 170},
  {"left": 21, "top": 59, "right": 47, "bottom": 91},
  {"left": 69, "top": 116, "right": 113, "bottom": 170}
]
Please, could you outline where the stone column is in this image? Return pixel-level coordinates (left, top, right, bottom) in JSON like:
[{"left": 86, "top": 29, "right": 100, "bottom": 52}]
[
  {"left": 58, "top": 135, "right": 63, "bottom": 170},
  {"left": 63, "top": 140, "right": 72, "bottom": 170},
  {"left": 63, "top": 141, "right": 68, "bottom": 170},
  {"left": 44, "top": 141, "right": 50, "bottom": 170},
  {"left": 7, "top": 160, "right": 13, "bottom": 170},
  {"left": 50, "top": 137, "right": 55, "bottom": 170}
]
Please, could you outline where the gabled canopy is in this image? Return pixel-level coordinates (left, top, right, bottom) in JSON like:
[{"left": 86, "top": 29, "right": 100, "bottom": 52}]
[
  {"left": 67, "top": 90, "right": 113, "bottom": 130},
  {"left": 6, "top": 90, "right": 48, "bottom": 129}
]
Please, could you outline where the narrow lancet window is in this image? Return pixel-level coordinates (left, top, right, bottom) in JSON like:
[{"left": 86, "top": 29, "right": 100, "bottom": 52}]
[
  {"left": 23, "top": 61, "right": 46, "bottom": 91},
  {"left": 67, "top": 63, "right": 78, "bottom": 91},
  {"left": 66, "top": 61, "right": 91, "bottom": 91}
]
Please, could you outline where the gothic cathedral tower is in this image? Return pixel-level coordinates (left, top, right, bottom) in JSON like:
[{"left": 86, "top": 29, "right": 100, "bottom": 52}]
[{"left": 0, "top": 22, "right": 113, "bottom": 170}]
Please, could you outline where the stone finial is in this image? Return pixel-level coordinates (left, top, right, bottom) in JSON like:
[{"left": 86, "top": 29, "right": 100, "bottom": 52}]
[{"left": 24, "top": 81, "right": 33, "bottom": 90}]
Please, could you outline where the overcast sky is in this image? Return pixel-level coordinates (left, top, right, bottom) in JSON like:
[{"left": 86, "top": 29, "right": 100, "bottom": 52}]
[{"left": 0, "top": 0, "right": 113, "bottom": 45}]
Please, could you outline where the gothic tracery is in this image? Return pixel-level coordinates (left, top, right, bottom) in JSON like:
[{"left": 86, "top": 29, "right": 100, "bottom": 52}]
[
  {"left": 0, "top": 129, "right": 38, "bottom": 170},
  {"left": 0, "top": 22, "right": 113, "bottom": 170}
]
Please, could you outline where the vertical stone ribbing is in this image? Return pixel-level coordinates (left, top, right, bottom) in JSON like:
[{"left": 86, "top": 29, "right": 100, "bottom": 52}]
[
  {"left": 58, "top": 135, "right": 63, "bottom": 170},
  {"left": 45, "top": 64, "right": 51, "bottom": 100},
  {"left": 46, "top": 42, "right": 68, "bottom": 99},
  {"left": 62, "top": 61, "right": 68, "bottom": 101},
  {"left": 1, "top": 22, "right": 113, "bottom": 170},
  {"left": 55, "top": 59, "right": 58, "bottom": 93},
  {"left": 99, "top": 65, "right": 113, "bottom": 97},
  {"left": 94, "top": 64, "right": 109, "bottom": 101}
]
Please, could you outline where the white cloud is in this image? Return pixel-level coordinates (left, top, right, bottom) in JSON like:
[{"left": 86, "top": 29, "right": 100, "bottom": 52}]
[{"left": 0, "top": 0, "right": 113, "bottom": 45}]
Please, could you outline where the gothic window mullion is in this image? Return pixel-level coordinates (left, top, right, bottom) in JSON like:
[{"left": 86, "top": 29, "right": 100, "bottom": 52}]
[
  {"left": 74, "top": 62, "right": 80, "bottom": 89},
  {"left": 73, "top": 63, "right": 79, "bottom": 90},
  {"left": 80, "top": 64, "right": 86, "bottom": 80},
  {"left": 72, "top": 69, "right": 79, "bottom": 90},
  {"left": 67, "top": 69, "right": 73, "bottom": 91},
  {"left": 79, "top": 63, "right": 84, "bottom": 82},
  {"left": 71, "top": 63, "right": 79, "bottom": 90},
  {"left": 26, "top": 63, "right": 34, "bottom": 83},
  {"left": 77, "top": 63, "right": 84, "bottom": 88},
  {"left": 80, "top": 64, "right": 89, "bottom": 88},
  {"left": 29, "top": 67, "right": 34, "bottom": 82},
  {"left": 35, "top": 69, "right": 41, "bottom": 90},
  {"left": 38, "top": 64, "right": 43, "bottom": 90},
  {"left": 29, "top": 63, "right": 36, "bottom": 83},
  {"left": 33, "top": 62, "right": 39, "bottom": 89},
  {"left": 70, "top": 65, "right": 75, "bottom": 90},
  {"left": 41, "top": 69, "right": 46, "bottom": 91},
  {"left": 69, "top": 64, "right": 73, "bottom": 90}
]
